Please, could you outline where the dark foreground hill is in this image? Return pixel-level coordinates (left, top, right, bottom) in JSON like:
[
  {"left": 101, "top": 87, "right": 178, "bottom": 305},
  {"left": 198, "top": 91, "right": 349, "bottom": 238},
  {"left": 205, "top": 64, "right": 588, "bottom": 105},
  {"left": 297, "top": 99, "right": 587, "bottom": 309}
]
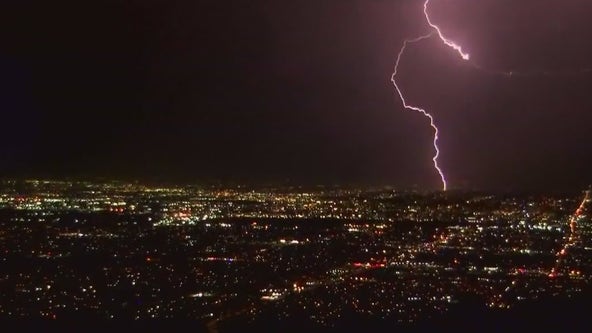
[{"left": 6, "top": 291, "right": 592, "bottom": 333}]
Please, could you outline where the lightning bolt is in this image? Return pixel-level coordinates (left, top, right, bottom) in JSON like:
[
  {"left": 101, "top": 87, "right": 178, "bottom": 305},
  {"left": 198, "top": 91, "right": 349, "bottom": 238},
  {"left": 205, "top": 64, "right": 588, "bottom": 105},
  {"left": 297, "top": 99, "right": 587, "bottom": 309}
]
[
  {"left": 425, "top": 0, "right": 590, "bottom": 79},
  {"left": 391, "top": 33, "right": 447, "bottom": 190},
  {"left": 423, "top": 0, "right": 470, "bottom": 61},
  {"left": 393, "top": 0, "right": 590, "bottom": 190},
  {"left": 391, "top": 0, "right": 470, "bottom": 191}
]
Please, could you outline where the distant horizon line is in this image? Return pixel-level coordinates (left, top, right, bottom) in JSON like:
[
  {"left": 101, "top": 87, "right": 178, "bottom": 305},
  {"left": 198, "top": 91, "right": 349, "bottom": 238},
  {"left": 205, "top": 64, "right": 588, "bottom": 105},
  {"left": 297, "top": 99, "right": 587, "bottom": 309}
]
[{"left": 0, "top": 177, "right": 589, "bottom": 195}]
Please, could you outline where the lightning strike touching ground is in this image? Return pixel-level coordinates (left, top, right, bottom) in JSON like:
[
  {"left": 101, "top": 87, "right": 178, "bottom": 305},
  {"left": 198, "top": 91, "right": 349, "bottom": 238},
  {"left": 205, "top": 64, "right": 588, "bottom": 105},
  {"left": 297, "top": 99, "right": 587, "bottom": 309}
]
[
  {"left": 391, "top": 0, "right": 471, "bottom": 191},
  {"left": 393, "top": 0, "right": 589, "bottom": 190},
  {"left": 390, "top": 33, "right": 448, "bottom": 190}
]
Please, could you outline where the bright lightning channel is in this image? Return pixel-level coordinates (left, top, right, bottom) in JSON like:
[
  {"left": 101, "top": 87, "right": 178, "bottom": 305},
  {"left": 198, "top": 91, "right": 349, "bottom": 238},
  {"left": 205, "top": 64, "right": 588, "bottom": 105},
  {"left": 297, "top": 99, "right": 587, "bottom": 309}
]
[
  {"left": 391, "top": 33, "right": 447, "bottom": 191},
  {"left": 391, "top": 0, "right": 470, "bottom": 191},
  {"left": 424, "top": 0, "right": 470, "bottom": 61}
]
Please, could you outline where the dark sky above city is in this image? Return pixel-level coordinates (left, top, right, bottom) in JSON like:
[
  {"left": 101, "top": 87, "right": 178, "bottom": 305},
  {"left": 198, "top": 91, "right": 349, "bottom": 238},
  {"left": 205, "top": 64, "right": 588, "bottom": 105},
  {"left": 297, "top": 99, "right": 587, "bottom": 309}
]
[{"left": 2, "top": 0, "right": 592, "bottom": 190}]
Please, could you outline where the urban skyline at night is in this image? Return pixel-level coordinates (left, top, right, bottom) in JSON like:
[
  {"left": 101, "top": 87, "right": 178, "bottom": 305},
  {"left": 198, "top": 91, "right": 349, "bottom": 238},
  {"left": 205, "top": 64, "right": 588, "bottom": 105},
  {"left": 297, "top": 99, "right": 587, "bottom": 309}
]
[{"left": 1, "top": 179, "right": 592, "bottom": 331}]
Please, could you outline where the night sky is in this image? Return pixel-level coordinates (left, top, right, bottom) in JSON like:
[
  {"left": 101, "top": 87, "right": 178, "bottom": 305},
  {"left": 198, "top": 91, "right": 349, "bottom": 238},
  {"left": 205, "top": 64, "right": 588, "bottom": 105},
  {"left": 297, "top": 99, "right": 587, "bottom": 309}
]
[{"left": 2, "top": 0, "right": 592, "bottom": 190}]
